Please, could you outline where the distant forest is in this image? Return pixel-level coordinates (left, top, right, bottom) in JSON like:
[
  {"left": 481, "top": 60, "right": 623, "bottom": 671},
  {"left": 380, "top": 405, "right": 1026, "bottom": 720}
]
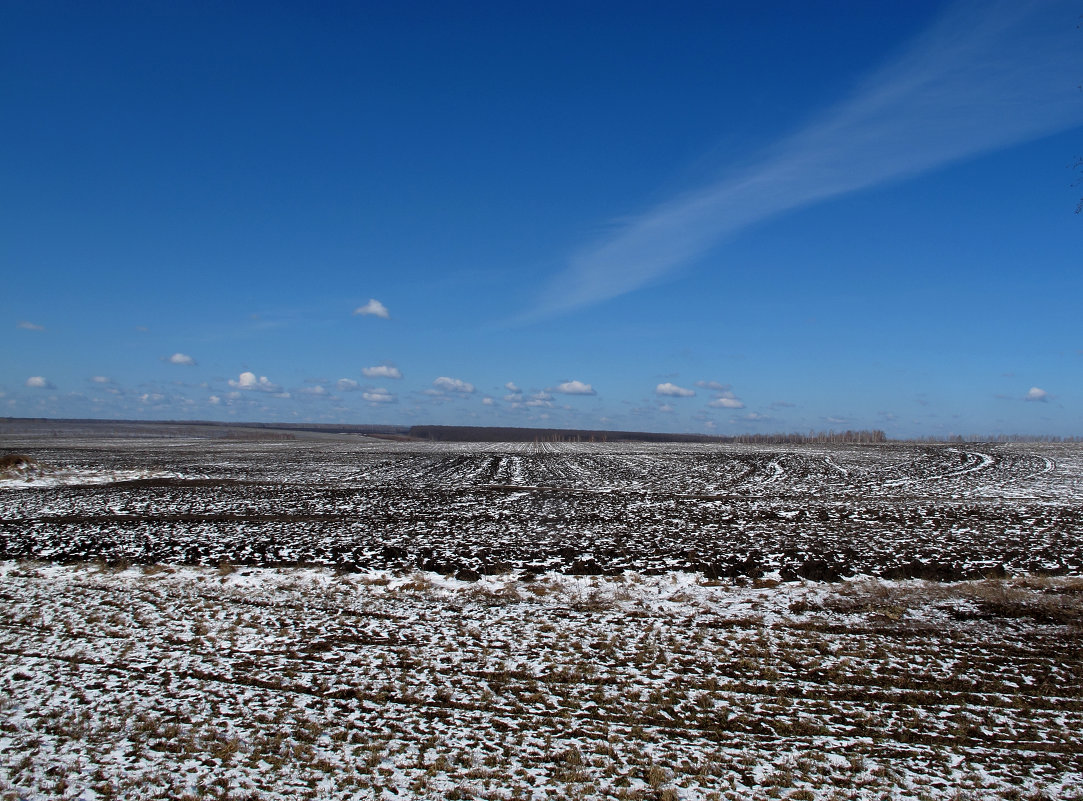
[{"left": 407, "top": 425, "right": 888, "bottom": 445}]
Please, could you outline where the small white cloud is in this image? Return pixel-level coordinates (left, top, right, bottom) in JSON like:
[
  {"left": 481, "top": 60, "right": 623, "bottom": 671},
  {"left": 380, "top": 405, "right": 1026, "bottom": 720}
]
[
  {"left": 433, "top": 376, "right": 475, "bottom": 394},
  {"left": 354, "top": 299, "right": 390, "bottom": 319},
  {"left": 363, "top": 365, "right": 403, "bottom": 379},
  {"left": 363, "top": 388, "right": 395, "bottom": 403},
  {"left": 336, "top": 378, "right": 360, "bottom": 392},
  {"left": 140, "top": 393, "right": 167, "bottom": 404},
  {"left": 505, "top": 381, "right": 521, "bottom": 393},
  {"left": 482, "top": 396, "right": 495, "bottom": 406},
  {"left": 25, "top": 376, "right": 53, "bottom": 389},
  {"left": 1025, "top": 387, "right": 1048, "bottom": 402},
  {"left": 209, "top": 395, "right": 221, "bottom": 405},
  {"left": 704, "top": 386, "right": 745, "bottom": 408},
  {"left": 511, "top": 391, "right": 552, "bottom": 409},
  {"left": 90, "top": 376, "right": 111, "bottom": 384},
  {"left": 658, "top": 403, "right": 675, "bottom": 413},
  {"left": 229, "top": 372, "right": 281, "bottom": 393},
  {"left": 552, "top": 380, "right": 596, "bottom": 396},
  {"left": 168, "top": 353, "right": 196, "bottom": 366},
  {"left": 735, "top": 412, "right": 771, "bottom": 422},
  {"left": 17, "top": 321, "right": 45, "bottom": 331},
  {"left": 301, "top": 385, "right": 328, "bottom": 396},
  {"left": 656, "top": 382, "right": 695, "bottom": 398}
]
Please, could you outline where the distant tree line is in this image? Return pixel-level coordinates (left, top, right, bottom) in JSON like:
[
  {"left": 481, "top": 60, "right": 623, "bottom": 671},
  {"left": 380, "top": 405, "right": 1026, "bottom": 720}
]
[
  {"left": 729, "top": 430, "right": 887, "bottom": 444},
  {"left": 910, "top": 433, "right": 1083, "bottom": 443},
  {"left": 409, "top": 425, "right": 676, "bottom": 443},
  {"left": 407, "top": 425, "right": 887, "bottom": 445}
]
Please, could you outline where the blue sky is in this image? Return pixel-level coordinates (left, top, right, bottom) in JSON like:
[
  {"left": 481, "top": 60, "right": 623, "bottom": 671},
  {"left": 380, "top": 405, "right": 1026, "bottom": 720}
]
[{"left": 3, "top": 0, "right": 1081, "bottom": 437}]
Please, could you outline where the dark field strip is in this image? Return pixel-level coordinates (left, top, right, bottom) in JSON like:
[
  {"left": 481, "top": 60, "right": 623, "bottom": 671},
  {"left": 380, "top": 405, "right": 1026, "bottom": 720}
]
[
  {"left": 1, "top": 485, "right": 1079, "bottom": 580},
  {"left": 1, "top": 439, "right": 1081, "bottom": 581}
]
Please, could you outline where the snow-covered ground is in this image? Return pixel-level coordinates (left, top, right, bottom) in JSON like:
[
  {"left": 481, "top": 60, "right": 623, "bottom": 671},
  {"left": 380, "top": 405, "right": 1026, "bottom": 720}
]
[
  {"left": 0, "top": 466, "right": 180, "bottom": 490},
  {"left": 1, "top": 561, "right": 1080, "bottom": 800},
  {"left": 1, "top": 438, "right": 1081, "bottom": 798}
]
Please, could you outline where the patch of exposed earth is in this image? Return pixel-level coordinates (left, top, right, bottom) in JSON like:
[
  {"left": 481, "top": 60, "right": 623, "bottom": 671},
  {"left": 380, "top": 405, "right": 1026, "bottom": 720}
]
[{"left": 0, "top": 439, "right": 1080, "bottom": 579}]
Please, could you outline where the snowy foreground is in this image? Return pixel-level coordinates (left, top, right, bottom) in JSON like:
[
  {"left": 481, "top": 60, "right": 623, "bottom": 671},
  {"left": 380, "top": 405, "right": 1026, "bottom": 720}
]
[{"left": 1, "top": 561, "right": 1080, "bottom": 800}]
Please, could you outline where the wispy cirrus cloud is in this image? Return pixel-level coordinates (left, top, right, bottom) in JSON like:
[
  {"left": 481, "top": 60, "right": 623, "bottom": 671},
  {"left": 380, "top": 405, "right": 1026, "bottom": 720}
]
[{"left": 529, "top": 0, "right": 1083, "bottom": 319}]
